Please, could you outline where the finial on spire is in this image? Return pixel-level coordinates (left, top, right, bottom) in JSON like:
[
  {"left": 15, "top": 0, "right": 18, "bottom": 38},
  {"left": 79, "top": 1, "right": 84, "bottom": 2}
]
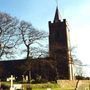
[
  {"left": 53, "top": 0, "right": 61, "bottom": 23},
  {"left": 55, "top": 0, "right": 58, "bottom": 8},
  {"left": 54, "top": 6, "right": 60, "bottom": 23}
]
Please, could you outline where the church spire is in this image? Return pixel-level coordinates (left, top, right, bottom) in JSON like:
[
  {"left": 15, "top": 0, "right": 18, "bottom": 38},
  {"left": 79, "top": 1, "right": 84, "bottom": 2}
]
[{"left": 54, "top": 6, "right": 60, "bottom": 23}]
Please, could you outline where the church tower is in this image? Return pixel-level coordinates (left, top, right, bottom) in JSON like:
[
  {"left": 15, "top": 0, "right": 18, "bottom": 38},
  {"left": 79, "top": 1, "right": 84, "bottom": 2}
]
[{"left": 48, "top": 7, "right": 70, "bottom": 79}]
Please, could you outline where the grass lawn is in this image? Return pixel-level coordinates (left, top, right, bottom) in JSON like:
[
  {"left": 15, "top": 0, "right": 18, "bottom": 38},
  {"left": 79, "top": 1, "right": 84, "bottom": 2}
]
[
  {"left": 1, "top": 82, "right": 75, "bottom": 90},
  {"left": 32, "top": 88, "right": 74, "bottom": 90},
  {"left": 22, "top": 83, "right": 62, "bottom": 90},
  {"left": 32, "top": 88, "right": 60, "bottom": 90},
  {"left": 30, "top": 83, "right": 74, "bottom": 90}
]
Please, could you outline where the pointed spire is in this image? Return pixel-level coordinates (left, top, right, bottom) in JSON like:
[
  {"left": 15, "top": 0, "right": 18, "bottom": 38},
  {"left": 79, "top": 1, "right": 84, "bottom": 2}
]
[{"left": 54, "top": 6, "right": 60, "bottom": 23}]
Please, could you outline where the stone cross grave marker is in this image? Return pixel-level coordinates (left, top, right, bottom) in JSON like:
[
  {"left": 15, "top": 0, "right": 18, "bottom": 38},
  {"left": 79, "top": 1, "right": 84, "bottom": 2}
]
[{"left": 7, "top": 75, "right": 15, "bottom": 90}]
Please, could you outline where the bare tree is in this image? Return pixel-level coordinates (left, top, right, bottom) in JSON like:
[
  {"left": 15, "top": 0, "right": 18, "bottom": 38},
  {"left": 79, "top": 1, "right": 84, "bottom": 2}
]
[
  {"left": 0, "top": 12, "right": 19, "bottom": 59},
  {"left": 74, "top": 59, "right": 83, "bottom": 77},
  {"left": 18, "top": 21, "right": 47, "bottom": 59}
]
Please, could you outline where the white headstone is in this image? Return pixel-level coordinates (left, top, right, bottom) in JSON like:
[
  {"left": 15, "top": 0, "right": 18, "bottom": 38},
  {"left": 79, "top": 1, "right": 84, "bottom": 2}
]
[
  {"left": 13, "top": 84, "right": 23, "bottom": 89},
  {"left": 26, "top": 75, "right": 28, "bottom": 81},
  {"left": 7, "top": 75, "right": 15, "bottom": 90},
  {"left": 22, "top": 75, "right": 25, "bottom": 82}
]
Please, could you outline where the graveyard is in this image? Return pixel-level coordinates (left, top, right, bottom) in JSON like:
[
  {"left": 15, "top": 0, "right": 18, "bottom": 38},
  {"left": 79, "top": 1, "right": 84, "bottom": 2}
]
[
  {"left": 0, "top": 75, "right": 60, "bottom": 90},
  {"left": 1, "top": 77, "right": 90, "bottom": 90}
]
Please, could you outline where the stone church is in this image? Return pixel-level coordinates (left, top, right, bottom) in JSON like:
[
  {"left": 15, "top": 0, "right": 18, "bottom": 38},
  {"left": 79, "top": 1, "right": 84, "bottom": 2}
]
[{"left": 0, "top": 7, "right": 74, "bottom": 81}]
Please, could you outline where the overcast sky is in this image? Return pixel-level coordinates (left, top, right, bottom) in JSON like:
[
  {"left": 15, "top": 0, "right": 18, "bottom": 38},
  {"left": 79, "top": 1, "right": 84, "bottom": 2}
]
[{"left": 0, "top": 0, "right": 90, "bottom": 76}]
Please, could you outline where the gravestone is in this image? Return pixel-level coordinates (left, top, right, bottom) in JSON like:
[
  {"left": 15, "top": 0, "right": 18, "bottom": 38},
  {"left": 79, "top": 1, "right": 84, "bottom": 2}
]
[
  {"left": 26, "top": 75, "right": 28, "bottom": 82},
  {"left": 7, "top": 75, "right": 15, "bottom": 90},
  {"left": 22, "top": 75, "right": 25, "bottom": 82},
  {"left": 14, "top": 84, "right": 23, "bottom": 89}
]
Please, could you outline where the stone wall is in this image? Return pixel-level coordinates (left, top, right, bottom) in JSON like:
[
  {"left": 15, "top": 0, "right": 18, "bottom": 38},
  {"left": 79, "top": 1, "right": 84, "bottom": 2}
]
[{"left": 57, "top": 80, "right": 90, "bottom": 90}]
